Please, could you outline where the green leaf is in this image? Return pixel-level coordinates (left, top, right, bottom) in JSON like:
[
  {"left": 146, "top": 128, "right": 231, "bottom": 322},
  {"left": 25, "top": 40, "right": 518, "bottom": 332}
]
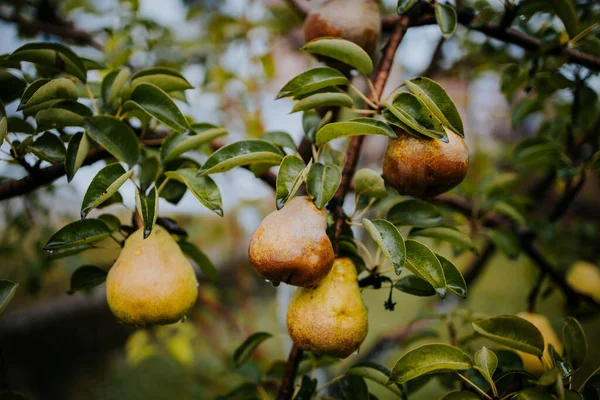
[
  {"left": 178, "top": 241, "right": 218, "bottom": 283},
  {"left": 354, "top": 169, "right": 386, "bottom": 199},
  {"left": 389, "top": 343, "right": 472, "bottom": 384},
  {"left": 232, "top": 332, "right": 273, "bottom": 368},
  {"left": 262, "top": 131, "right": 297, "bottom": 151},
  {"left": 435, "top": 4, "right": 458, "bottom": 39},
  {"left": 405, "top": 77, "right": 464, "bottom": 136},
  {"left": 441, "top": 392, "right": 481, "bottom": 400},
  {"left": 30, "top": 132, "right": 66, "bottom": 163},
  {"left": 107, "top": 67, "right": 131, "bottom": 108},
  {"left": 7, "top": 117, "right": 35, "bottom": 135},
  {"left": 322, "top": 145, "right": 345, "bottom": 167},
  {"left": 387, "top": 199, "right": 442, "bottom": 228},
  {"left": 81, "top": 58, "right": 107, "bottom": 70},
  {"left": 276, "top": 67, "right": 349, "bottom": 99},
  {"left": 394, "top": 275, "right": 436, "bottom": 296},
  {"left": 0, "top": 69, "right": 26, "bottom": 103},
  {"left": 35, "top": 101, "right": 92, "bottom": 132},
  {"left": 0, "top": 117, "right": 7, "bottom": 141},
  {"left": 525, "top": 0, "right": 578, "bottom": 38},
  {"left": 0, "top": 280, "right": 18, "bottom": 317},
  {"left": 404, "top": 240, "right": 446, "bottom": 298},
  {"left": 410, "top": 227, "right": 477, "bottom": 254},
  {"left": 45, "top": 219, "right": 112, "bottom": 251},
  {"left": 315, "top": 118, "right": 395, "bottom": 147},
  {"left": 276, "top": 155, "right": 308, "bottom": 210},
  {"left": 514, "top": 387, "right": 555, "bottom": 399},
  {"left": 101, "top": 70, "right": 119, "bottom": 110},
  {"left": 294, "top": 375, "right": 318, "bottom": 400},
  {"left": 397, "top": 0, "right": 419, "bottom": 14},
  {"left": 136, "top": 187, "right": 158, "bottom": 239},
  {"left": 302, "top": 37, "right": 373, "bottom": 76},
  {"left": 436, "top": 254, "right": 467, "bottom": 298},
  {"left": 339, "top": 375, "right": 369, "bottom": 400},
  {"left": 84, "top": 116, "right": 140, "bottom": 166},
  {"left": 65, "top": 132, "right": 91, "bottom": 182},
  {"left": 472, "top": 315, "right": 545, "bottom": 357},
  {"left": 97, "top": 214, "right": 121, "bottom": 232},
  {"left": 563, "top": 317, "right": 587, "bottom": 371},
  {"left": 198, "top": 139, "right": 284, "bottom": 175},
  {"left": 384, "top": 93, "right": 446, "bottom": 141},
  {"left": 161, "top": 127, "right": 228, "bottom": 162},
  {"left": 131, "top": 67, "right": 193, "bottom": 93},
  {"left": 491, "top": 201, "right": 526, "bottom": 226},
  {"left": 124, "top": 83, "right": 191, "bottom": 132},
  {"left": 67, "top": 265, "right": 107, "bottom": 294},
  {"left": 81, "top": 163, "right": 133, "bottom": 218},
  {"left": 307, "top": 162, "right": 341, "bottom": 209},
  {"left": 302, "top": 110, "right": 322, "bottom": 143},
  {"left": 165, "top": 169, "right": 223, "bottom": 216},
  {"left": 475, "top": 346, "right": 498, "bottom": 387},
  {"left": 291, "top": 92, "right": 353, "bottom": 114},
  {"left": 139, "top": 156, "right": 160, "bottom": 192},
  {"left": 512, "top": 97, "right": 543, "bottom": 126},
  {"left": 9, "top": 42, "right": 87, "bottom": 82},
  {"left": 346, "top": 362, "right": 403, "bottom": 398},
  {"left": 488, "top": 228, "right": 520, "bottom": 259},
  {"left": 363, "top": 218, "right": 406, "bottom": 275},
  {"left": 18, "top": 78, "right": 78, "bottom": 112},
  {"left": 19, "top": 79, "right": 50, "bottom": 108}
]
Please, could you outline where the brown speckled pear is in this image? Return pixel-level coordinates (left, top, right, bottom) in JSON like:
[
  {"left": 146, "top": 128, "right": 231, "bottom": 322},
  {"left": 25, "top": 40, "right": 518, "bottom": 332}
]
[
  {"left": 516, "top": 312, "right": 562, "bottom": 375},
  {"left": 248, "top": 196, "right": 334, "bottom": 287},
  {"left": 106, "top": 225, "right": 198, "bottom": 326},
  {"left": 382, "top": 127, "right": 469, "bottom": 198},
  {"left": 286, "top": 258, "right": 368, "bottom": 358},
  {"left": 303, "top": 0, "right": 381, "bottom": 57}
]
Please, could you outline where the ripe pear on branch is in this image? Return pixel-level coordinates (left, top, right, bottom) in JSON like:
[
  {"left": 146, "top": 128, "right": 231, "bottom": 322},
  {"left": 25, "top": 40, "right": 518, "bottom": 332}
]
[
  {"left": 382, "top": 127, "right": 469, "bottom": 198},
  {"left": 303, "top": 0, "right": 381, "bottom": 58},
  {"left": 248, "top": 196, "right": 334, "bottom": 287},
  {"left": 106, "top": 225, "right": 199, "bottom": 326},
  {"left": 286, "top": 258, "right": 368, "bottom": 358}
]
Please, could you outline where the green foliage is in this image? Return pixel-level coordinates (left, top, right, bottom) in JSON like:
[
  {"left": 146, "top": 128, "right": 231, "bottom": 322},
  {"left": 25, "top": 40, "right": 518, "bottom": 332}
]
[{"left": 0, "top": 0, "right": 598, "bottom": 397}]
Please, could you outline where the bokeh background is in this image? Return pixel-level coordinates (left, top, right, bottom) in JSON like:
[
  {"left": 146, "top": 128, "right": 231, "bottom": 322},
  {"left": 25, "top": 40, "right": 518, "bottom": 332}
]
[{"left": 0, "top": 0, "right": 599, "bottom": 399}]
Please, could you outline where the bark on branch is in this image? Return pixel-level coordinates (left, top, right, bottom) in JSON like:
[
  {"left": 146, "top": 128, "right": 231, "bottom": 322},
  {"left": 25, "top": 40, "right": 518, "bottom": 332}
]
[{"left": 384, "top": 7, "right": 600, "bottom": 71}]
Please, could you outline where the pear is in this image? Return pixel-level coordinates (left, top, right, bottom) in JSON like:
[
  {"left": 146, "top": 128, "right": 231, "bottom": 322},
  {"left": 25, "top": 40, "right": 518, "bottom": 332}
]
[
  {"left": 106, "top": 225, "right": 198, "bottom": 326},
  {"left": 516, "top": 312, "right": 562, "bottom": 375},
  {"left": 567, "top": 261, "right": 600, "bottom": 303},
  {"left": 286, "top": 258, "right": 368, "bottom": 358},
  {"left": 303, "top": 0, "right": 381, "bottom": 58},
  {"left": 382, "top": 128, "right": 469, "bottom": 198},
  {"left": 248, "top": 196, "right": 334, "bottom": 287}
]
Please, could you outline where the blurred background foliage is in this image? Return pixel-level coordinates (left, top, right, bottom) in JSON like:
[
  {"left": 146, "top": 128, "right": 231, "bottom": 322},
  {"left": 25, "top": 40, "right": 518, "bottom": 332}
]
[{"left": 0, "top": 0, "right": 599, "bottom": 399}]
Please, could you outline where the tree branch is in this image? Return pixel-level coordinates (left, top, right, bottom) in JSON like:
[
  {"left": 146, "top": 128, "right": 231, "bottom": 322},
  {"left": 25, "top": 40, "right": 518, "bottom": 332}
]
[
  {"left": 0, "top": 148, "right": 108, "bottom": 201},
  {"left": 383, "top": 7, "right": 600, "bottom": 71},
  {"left": 0, "top": 11, "right": 102, "bottom": 50},
  {"left": 276, "top": 16, "right": 411, "bottom": 400}
]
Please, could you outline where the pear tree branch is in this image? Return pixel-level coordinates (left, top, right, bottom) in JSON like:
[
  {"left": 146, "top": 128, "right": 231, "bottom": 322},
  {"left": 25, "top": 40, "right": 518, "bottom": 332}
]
[
  {"left": 384, "top": 6, "right": 600, "bottom": 71},
  {"left": 275, "top": 16, "right": 411, "bottom": 400}
]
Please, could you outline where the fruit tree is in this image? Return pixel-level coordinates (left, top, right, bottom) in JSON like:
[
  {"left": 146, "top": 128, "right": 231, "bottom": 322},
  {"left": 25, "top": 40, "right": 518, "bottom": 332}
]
[{"left": 0, "top": 0, "right": 599, "bottom": 399}]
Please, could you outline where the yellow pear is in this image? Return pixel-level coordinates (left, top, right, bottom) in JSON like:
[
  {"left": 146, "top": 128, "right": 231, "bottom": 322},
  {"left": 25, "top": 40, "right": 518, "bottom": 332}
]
[
  {"left": 382, "top": 128, "right": 469, "bottom": 198},
  {"left": 567, "top": 261, "right": 600, "bottom": 303},
  {"left": 248, "top": 196, "right": 334, "bottom": 287},
  {"left": 516, "top": 312, "right": 562, "bottom": 375},
  {"left": 286, "top": 258, "right": 368, "bottom": 358},
  {"left": 106, "top": 225, "right": 198, "bottom": 326},
  {"left": 303, "top": 0, "right": 381, "bottom": 57}
]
